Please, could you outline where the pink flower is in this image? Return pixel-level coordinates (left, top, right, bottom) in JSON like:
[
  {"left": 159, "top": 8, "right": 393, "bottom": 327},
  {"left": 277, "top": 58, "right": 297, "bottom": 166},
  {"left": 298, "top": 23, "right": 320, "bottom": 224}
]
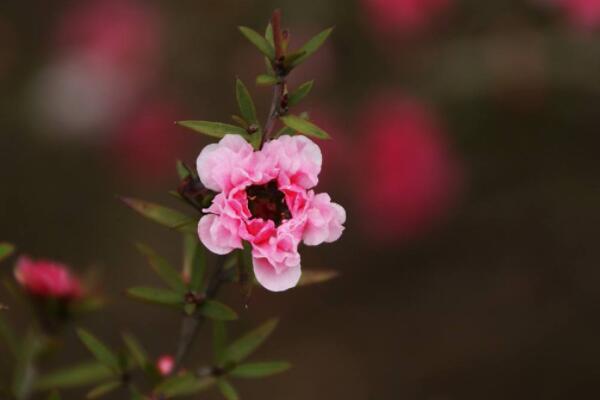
[
  {"left": 14, "top": 257, "right": 82, "bottom": 300},
  {"left": 196, "top": 135, "right": 346, "bottom": 292},
  {"left": 356, "top": 95, "right": 462, "bottom": 242},
  {"left": 362, "top": 0, "right": 453, "bottom": 36},
  {"left": 156, "top": 355, "right": 175, "bottom": 376},
  {"left": 558, "top": 0, "right": 600, "bottom": 29}
]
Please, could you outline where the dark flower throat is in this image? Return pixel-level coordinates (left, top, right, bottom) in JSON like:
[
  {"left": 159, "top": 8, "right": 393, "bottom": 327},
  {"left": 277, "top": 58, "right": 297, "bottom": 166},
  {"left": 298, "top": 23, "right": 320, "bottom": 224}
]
[{"left": 246, "top": 180, "right": 291, "bottom": 226}]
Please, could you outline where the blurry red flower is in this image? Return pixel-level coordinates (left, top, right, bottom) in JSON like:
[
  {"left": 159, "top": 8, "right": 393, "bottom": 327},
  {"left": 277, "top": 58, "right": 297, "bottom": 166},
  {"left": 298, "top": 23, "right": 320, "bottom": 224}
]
[
  {"left": 14, "top": 256, "right": 82, "bottom": 300},
  {"left": 112, "top": 100, "right": 186, "bottom": 182},
  {"left": 356, "top": 95, "right": 462, "bottom": 242},
  {"left": 156, "top": 355, "right": 175, "bottom": 376},
  {"left": 362, "top": 0, "right": 453, "bottom": 36},
  {"left": 558, "top": 0, "right": 600, "bottom": 30}
]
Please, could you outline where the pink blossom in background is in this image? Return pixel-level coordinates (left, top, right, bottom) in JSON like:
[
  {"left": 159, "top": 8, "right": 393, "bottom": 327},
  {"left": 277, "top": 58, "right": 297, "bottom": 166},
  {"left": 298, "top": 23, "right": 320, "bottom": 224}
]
[
  {"left": 557, "top": 0, "right": 600, "bottom": 30},
  {"left": 356, "top": 95, "right": 462, "bottom": 242},
  {"left": 112, "top": 100, "right": 186, "bottom": 182},
  {"left": 14, "top": 257, "right": 82, "bottom": 300},
  {"left": 55, "top": 0, "right": 162, "bottom": 75},
  {"left": 156, "top": 355, "right": 175, "bottom": 376},
  {"left": 197, "top": 135, "right": 346, "bottom": 292},
  {"left": 362, "top": 0, "right": 453, "bottom": 36}
]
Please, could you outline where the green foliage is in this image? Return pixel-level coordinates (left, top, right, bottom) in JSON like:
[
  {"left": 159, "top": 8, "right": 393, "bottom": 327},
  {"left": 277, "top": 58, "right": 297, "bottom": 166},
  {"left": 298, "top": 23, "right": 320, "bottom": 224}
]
[
  {"left": 220, "top": 319, "right": 278, "bottom": 365},
  {"left": 213, "top": 321, "right": 227, "bottom": 363},
  {"left": 280, "top": 115, "right": 331, "bottom": 139},
  {"left": 288, "top": 81, "right": 314, "bottom": 108},
  {"left": 13, "top": 331, "right": 43, "bottom": 400},
  {"left": 217, "top": 379, "right": 239, "bottom": 400},
  {"left": 298, "top": 269, "right": 339, "bottom": 286},
  {"left": 229, "top": 361, "right": 291, "bottom": 378},
  {"left": 76, "top": 329, "right": 120, "bottom": 373},
  {"left": 177, "top": 120, "right": 249, "bottom": 140},
  {"left": 154, "top": 373, "right": 215, "bottom": 398},
  {"left": 238, "top": 26, "right": 275, "bottom": 60},
  {"left": 122, "top": 333, "right": 148, "bottom": 370},
  {"left": 126, "top": 287, "right": 183, "bottom": 308},
  {"left": 199, "top": 300, "right": 238, "bottom": 321},
  {"left": 36, "top": 362, "right": 113, "bottom": 391},
  {"left": 176, "top": 160, "right": 191, "bottom": 180},
  {"left": 85, "top": 381, "right": 120, "bottom": 399},
  {"left": 136, "top": 243, "right": 186, "bottom": 294},
  {"left": 0, "top": 242, "right": 14, "bottom": 262},
  {"left": 235, "top": 79, "right": 259, "bottom": 126},
  {"left": 256, "top": 74, "right": 277, "bottom": 86},
  {"left": 47, "top": 391, "right": 62, "bottom": 400},
  {"left": 184, "top": 235, "right": 205, "bottom": 293},
  {"left": 289, "top": 27, "right": 334, "bottom": 68},
  {"left": 120, "top": 197, "right": 196, "bottom": 233}
]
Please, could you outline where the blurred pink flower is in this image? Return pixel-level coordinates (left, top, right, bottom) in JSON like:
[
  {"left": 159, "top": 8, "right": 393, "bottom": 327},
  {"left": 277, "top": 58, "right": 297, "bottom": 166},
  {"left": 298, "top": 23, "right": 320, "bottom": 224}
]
[
  {"left": 356, "top": 95, "right": 461, "bottom": 242},
  {"left": 55, "top": 0, "right": 161, "bottom": 74},
  {"left": 362, "top": 0, "right": 453, "bottom": 35},
  {"left": 112, "top": 100, "right": 186, "bottom": 182},
  {"left": 14, "top": 256, "right": 82, "bottom": 300},
  {"left": 197, "top": 135, "right": 346, "bottom": 292},
  {"left": 557, "top": 0, "right": 600, "bottom": 29},
  {"left": 156, "top": 355, "right": 175, "bottom": 376}
]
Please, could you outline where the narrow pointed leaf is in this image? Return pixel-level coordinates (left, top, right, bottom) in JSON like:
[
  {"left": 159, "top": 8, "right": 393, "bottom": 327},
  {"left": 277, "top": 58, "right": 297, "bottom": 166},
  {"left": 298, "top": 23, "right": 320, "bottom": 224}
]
[
  {"left": 235, "top": 79, "right": 258, "bottom": 125},
  {"left": 283, "top": 50, "right": 307, "bottom": 69},
  {"left": 256, "top": 74, "right": 278, "bottom": 86},
  {"left": 217, "top": 379, "right": 239, "bottom": 400},
  {"left": 13, "top": 331, "right": 42, "bottom": 400},
  {"left": 126, "top": 287, "right": 183, "bottom": 308},
  {"left": 0, "top": 242, "right": 14, "bottom": 262},
  {"left": 86, "top": 381, "right": 120, "bottom": 399},
  {"left": 265, "top": 24, "right": 274, "bottom": 47},
  {"left": 122, "top": 333, "right": 148, "bottom": 369},
  {"left": 298, "top": 269, "right": 340, "bottom": 286},
  {"left": 184, "top": 236, "right": 205, "bottom": 292},
  {"left": 176, "top": 160, "right": 191, "bottom": 180},
  {"left": 280, "top": 115, "right": 330, "bottom": 139},
  {"left": 290, "top": 27, "right": 334, "bottom": 68},
  {"left": 239, "top": 26, "right": 274, "bottom": 60},
  {"left": 177, "top": 121, "right": 248, "bottom": 140},
  {"left": 230, "top": 115, "right": 248, "bottom": 129},
  {"left": 76, "top": 329, "right": 120, "bottom": 372},
  {"left": 287, "top": 81, "right": 314, "bottom": 108},
  {"left": 35, "top": 362, "right": 113, "bottom": 391},
  {"left": 222, "top": 318, "right": 278, "bottom": 364},
  {"left": 120, "top": 197, "right": 195, "bottom": 233},
  {"left": 200, "top": 300, "right": 238, "bottom": 321},
  {"left": 213, "top": 321, "right": 227, "bottom": 364},
  {"left": 136, "top": 243, "right": 186, "bottom": 293},
  {"left": 229, "top": 361, "right": 291, "bottom": 378},
  {"left": 155, "top": 373, "right": 215, "bottom": 397}
]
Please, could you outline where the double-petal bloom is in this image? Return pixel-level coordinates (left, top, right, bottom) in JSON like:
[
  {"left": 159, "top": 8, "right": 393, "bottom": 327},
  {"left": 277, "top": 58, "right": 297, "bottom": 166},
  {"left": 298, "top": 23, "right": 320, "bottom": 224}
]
[{"left": 197, "top": 134, "right": 346, "bottom": 292}]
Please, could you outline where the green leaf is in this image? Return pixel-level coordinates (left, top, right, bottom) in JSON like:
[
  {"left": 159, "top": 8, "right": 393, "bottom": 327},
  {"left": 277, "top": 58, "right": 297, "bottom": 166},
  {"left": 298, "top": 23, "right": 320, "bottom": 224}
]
[
  {"left": 235, "top": 79, "right": 258, "bottom": 125},
  {"left": 0, "top": 313, "right": 18, "bottom": 358},
  {"left": 217, "top": 379, "right": 239, "bottom": 400},
  {"left": 200, "top": 300, "right": 238, "bottom": 321},
  {"left": 122, "top": 333, "right": 148, "bottom": 369},
  {"left": 280, "top": 115, "right": 330, "bottom": 139},
  {"left": 283, "top": 50, "right": 307, "bottom": 69},
  {"left": 229, "top": 361, "right": 291, "bottom": 378},
  {"left": 76, "top": 329, "right": 120, "bottom": 373},
  {"left": 298, "top": 269, "right": 339, "bottom": 286},
  {"left": 290, "top": 27, "right": 334, "bottom": 68},
  {"left": 213, "top": 321, "right": 227, "bottom": 364},
  {"left": 120, "top": 197, "right": 195, "bottom": 233},
  {"left": 69, "top": 297, "right": 106, "bottom": 315},
  {"left": 155, "top": 374, "right": 215, "bottom": 398},
  {"left": 36, "top": 362, "right": 113, "bottom": 391},
  {"left": 288, "top": 81, "right": 314, "bottom": 108},
  {"left": 256, "top": 74, "right": 278, "bottom": 86},
  {"left": 86, "top": 381, "right": 120, "bottom": 399},
  {"left": 13, "top": 331, "right": 42, "bottom": 400},
  {"left": 176, "top": 160, "right": 191, "bottom": 180},
  {"left": 239, "top": 26, "right": 275, "bottom": 60},
  {"left": 136, "top": 243, "right": 186, "bottom": 293},
  {"left": 177, "top": 121, "right": 249, "bottom": 140},
  {"left": 222, "top": 319, "right": 278, "bottom": 365},
  {"left": 126, "top": 287, "right": 183, "bottom": 308},
  {"left": 265, "top": 24, "right": 274, "bottom": 47},
  {"left": 230, "top": 115, "right": 248, "bottom": 129},
  {"left": 0, "top": 242, "right": 14, "bottom": 262},
  {"left": 47, "top": 391, "right": 61, "bottom": 400},
  {"left": 184, "top": 236, "right": 205, "bottom": 293}
]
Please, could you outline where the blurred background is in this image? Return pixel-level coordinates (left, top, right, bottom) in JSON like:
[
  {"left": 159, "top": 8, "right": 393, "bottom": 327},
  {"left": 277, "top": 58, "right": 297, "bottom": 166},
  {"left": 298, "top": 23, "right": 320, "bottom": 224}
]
[{"left": 2, "top": 0, "right": 600, "bottom": 398}]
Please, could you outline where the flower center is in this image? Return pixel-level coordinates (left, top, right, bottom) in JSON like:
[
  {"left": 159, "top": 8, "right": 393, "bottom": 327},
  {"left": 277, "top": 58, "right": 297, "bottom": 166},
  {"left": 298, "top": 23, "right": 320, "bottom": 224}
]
[{"left": 246, "top": 180, "right": 291, "bottom": 226}]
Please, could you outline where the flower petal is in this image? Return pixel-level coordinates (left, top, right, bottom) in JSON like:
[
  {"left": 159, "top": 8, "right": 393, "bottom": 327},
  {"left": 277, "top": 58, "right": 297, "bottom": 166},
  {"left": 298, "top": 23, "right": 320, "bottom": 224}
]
[{"left": 252, "top": 256, "right": 301, "bottom": 292}]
